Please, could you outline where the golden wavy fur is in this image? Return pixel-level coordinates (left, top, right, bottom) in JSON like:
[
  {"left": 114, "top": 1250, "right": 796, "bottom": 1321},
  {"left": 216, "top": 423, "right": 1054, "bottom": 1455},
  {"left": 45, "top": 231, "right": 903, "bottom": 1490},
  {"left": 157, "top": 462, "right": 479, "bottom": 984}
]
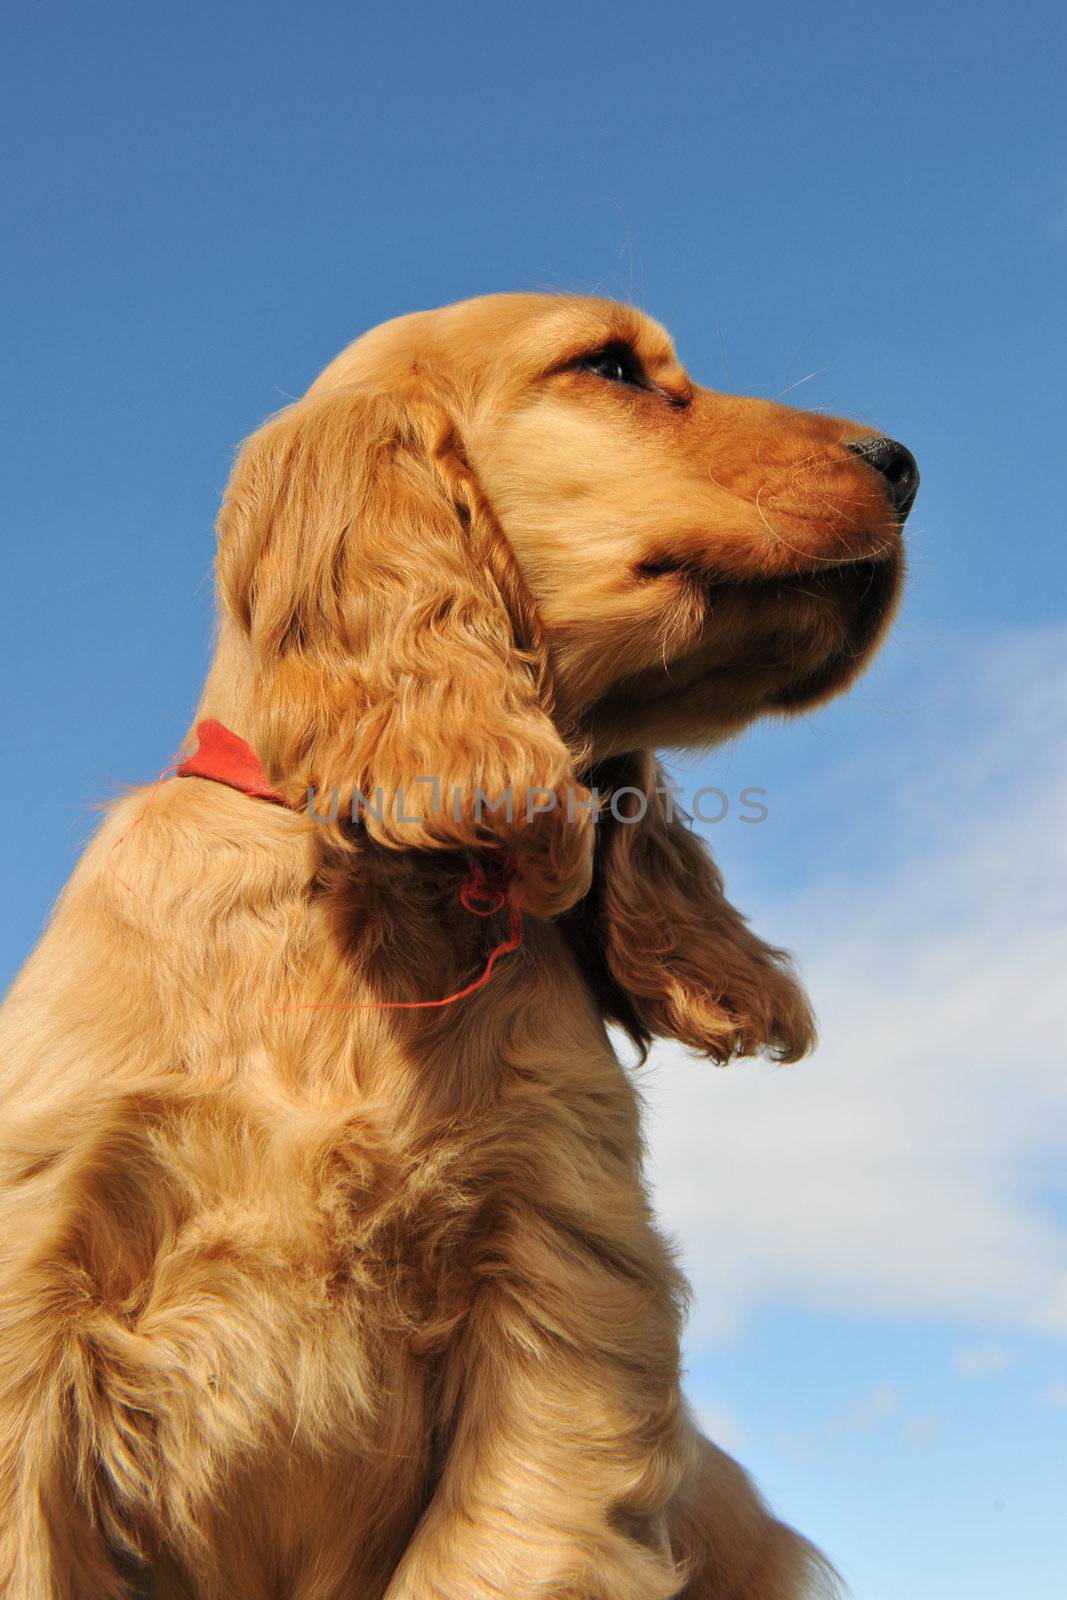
[{"left": 0, "top": 293, "right": 914, "bottom": 1598}]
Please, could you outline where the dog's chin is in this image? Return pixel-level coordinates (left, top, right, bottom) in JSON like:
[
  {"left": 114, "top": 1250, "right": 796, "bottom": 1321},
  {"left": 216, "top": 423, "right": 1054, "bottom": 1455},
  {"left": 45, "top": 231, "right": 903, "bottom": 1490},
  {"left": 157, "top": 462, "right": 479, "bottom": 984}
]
[
  {"left": 581, "top": 551, "right": 904, "bottom": 756},
  {"left": 763, "top": 551, "right": 904, "bottom": 710}
]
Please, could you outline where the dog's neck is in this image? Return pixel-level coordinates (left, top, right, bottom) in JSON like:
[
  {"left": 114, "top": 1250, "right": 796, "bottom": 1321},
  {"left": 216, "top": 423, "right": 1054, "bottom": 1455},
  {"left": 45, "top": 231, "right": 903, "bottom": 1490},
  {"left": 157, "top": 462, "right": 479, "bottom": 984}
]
[{"left": 191, "top": 623, "right": 261, "bottom": 754}]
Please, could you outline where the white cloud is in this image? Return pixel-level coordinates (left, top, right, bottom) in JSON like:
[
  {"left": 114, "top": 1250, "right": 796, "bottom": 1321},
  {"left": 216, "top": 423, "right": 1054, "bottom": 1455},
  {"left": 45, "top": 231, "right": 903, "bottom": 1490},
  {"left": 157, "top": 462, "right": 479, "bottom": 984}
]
[
  {"left": 849, "top": 1382, "right": 899, "bottom": 1430},
  {"left": 953, "top": 1344, "right": 1011, "bottom": 1379},
  {"left": 767, "top": 1383, "right": 940, "bottom": 1465},
  {"left": 641, "top": 628, "right": 1067, "bottom": 1341}
]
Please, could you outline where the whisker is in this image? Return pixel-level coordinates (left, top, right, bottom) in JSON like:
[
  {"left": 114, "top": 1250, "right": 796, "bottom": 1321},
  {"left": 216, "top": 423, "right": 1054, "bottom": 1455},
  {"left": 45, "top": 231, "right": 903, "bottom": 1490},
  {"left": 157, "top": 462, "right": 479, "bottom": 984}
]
[{"left": 771, "top": 368, "right": 826, "bottom": 402}]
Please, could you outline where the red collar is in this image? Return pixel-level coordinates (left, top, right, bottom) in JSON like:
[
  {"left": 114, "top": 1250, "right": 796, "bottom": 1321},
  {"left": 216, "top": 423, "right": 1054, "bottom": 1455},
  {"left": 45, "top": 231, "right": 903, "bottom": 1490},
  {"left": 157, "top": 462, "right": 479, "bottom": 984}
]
[{"left": 176, "top": 719, "right": 288, "bottom": 806}]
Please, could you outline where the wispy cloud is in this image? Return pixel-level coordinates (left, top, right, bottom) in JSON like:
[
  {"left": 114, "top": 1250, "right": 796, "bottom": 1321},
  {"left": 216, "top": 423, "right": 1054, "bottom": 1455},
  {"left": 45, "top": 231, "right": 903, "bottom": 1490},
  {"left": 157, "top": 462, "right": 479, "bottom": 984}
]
[
  {"left": 849, "top": 1382, "right": 900, "bottom": 1429},
  {"left": 953, "top": 1344, "right": 1011, "bottom": 1379},
  {"left": 900, "top": 1415, "right": 942, "bottom": 1442},
  {"left": 642, "top": 627, "right": 1067, "bottom": 1340}
]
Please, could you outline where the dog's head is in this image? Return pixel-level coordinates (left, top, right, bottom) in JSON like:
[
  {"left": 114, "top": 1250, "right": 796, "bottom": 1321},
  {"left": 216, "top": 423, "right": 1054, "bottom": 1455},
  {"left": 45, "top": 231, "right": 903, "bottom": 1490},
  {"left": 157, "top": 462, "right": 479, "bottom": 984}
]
[
  {"left": 207, "top": 293, "right": 916, "bottom": 1059},
  {"left": 312, "top": 294, "right": 912, "bottom": 751}
]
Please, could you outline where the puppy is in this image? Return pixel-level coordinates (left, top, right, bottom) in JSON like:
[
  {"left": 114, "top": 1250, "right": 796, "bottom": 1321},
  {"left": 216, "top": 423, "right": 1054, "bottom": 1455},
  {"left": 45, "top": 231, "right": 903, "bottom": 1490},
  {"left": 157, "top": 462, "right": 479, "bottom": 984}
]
[{"left": 0, "top": 294, "right": 916, "bottom": 1598}]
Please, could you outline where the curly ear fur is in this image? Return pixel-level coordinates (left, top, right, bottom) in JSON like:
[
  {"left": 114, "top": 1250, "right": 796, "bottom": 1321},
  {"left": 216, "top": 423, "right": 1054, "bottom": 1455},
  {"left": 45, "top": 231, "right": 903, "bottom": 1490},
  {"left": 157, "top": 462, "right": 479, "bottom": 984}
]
[
  {"left": 214, "top": 386, "right": 592, "bottom": 919},
  {"left": 580, "top": 752, "right": 816, "bottom": 1063}
]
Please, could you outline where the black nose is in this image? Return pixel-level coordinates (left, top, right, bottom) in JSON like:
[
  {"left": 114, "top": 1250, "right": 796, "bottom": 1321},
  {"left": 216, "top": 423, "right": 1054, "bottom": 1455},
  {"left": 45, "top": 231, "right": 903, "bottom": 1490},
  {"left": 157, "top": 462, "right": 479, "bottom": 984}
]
[{"left": 847, "top": 436, "right": 920, "bottom": 518}]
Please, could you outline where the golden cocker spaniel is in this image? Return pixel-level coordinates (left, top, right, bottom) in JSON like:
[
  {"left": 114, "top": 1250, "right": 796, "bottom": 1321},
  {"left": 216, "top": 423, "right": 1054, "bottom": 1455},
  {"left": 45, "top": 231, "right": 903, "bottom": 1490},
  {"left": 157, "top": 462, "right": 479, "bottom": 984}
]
[{"left": 0, "top": 294, "right": 916, "bottom": 1598}]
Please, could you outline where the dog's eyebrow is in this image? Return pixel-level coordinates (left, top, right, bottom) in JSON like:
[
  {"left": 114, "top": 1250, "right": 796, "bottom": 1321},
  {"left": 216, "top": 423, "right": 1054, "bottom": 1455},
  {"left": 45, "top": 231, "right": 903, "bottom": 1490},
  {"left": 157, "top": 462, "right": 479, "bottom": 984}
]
[
  {"left": 535, "top": 314, "right": 688, "bottom": 397},
  {"left": 524, "top": 303, "right": 671, "bottom": 366}
]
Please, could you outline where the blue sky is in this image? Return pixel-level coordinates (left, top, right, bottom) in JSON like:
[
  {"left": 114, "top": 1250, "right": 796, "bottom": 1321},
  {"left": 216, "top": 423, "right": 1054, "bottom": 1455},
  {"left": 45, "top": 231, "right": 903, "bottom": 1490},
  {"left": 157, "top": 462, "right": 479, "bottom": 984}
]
[{"left": 3, "top": 3, "right": 1066, "bottom": 1594}]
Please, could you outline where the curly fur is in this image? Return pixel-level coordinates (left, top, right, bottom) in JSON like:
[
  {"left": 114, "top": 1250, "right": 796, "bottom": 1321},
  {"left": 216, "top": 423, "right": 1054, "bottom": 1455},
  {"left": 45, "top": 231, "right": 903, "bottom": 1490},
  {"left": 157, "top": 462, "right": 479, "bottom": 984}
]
[{"left": 0, "top": 292, "right": 908, "bottom": 1598}]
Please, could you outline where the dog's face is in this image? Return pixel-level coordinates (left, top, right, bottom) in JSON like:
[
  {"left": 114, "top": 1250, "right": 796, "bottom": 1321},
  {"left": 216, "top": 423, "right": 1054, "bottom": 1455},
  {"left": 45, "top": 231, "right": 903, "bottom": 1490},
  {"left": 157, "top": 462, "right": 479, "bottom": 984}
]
[{"left": 311, "top": 293, "right": 915, "bottom": 756}]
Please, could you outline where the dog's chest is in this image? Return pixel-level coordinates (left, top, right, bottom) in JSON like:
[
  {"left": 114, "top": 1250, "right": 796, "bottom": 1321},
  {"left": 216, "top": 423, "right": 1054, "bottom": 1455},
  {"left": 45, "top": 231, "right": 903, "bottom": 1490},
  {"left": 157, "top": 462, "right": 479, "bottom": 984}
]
[{"left": 156, "top": 1089, "right": 482, "bottom": 1435}]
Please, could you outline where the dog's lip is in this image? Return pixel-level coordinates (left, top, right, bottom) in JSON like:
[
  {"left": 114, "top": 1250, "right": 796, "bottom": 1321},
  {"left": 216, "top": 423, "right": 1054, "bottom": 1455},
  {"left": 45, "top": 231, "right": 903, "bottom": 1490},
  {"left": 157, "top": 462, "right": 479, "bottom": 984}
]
[
  {"left": 701, "top": 545, "right": 901, "bottom": 615},
  {"left": 635, "top": 531, "right": 900, "bottom": 588}
]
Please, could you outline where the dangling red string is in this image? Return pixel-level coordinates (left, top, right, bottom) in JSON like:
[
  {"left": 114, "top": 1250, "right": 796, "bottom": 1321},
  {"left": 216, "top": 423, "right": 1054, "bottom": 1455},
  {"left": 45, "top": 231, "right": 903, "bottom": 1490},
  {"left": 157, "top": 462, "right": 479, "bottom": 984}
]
[{"left": 275, "top": 853, "right": 523, "bottom": 1013}]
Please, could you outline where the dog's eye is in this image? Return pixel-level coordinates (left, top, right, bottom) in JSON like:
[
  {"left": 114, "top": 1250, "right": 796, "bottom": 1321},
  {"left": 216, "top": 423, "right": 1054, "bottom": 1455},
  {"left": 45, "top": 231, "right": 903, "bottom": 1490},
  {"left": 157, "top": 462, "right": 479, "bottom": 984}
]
[{"left": 576, "top": 343, "right": 646, "bottom": 388}]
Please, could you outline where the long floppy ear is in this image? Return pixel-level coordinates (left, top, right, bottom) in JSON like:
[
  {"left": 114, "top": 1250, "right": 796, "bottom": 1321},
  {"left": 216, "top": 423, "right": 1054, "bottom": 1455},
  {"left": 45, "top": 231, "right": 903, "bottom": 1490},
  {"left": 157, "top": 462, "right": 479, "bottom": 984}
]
[
  {"left": 572, "top": 751, "right": 815, "bottom": 1062},
  {"left": 215, "top": 385, "right": 592, "bottom": 918}
]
